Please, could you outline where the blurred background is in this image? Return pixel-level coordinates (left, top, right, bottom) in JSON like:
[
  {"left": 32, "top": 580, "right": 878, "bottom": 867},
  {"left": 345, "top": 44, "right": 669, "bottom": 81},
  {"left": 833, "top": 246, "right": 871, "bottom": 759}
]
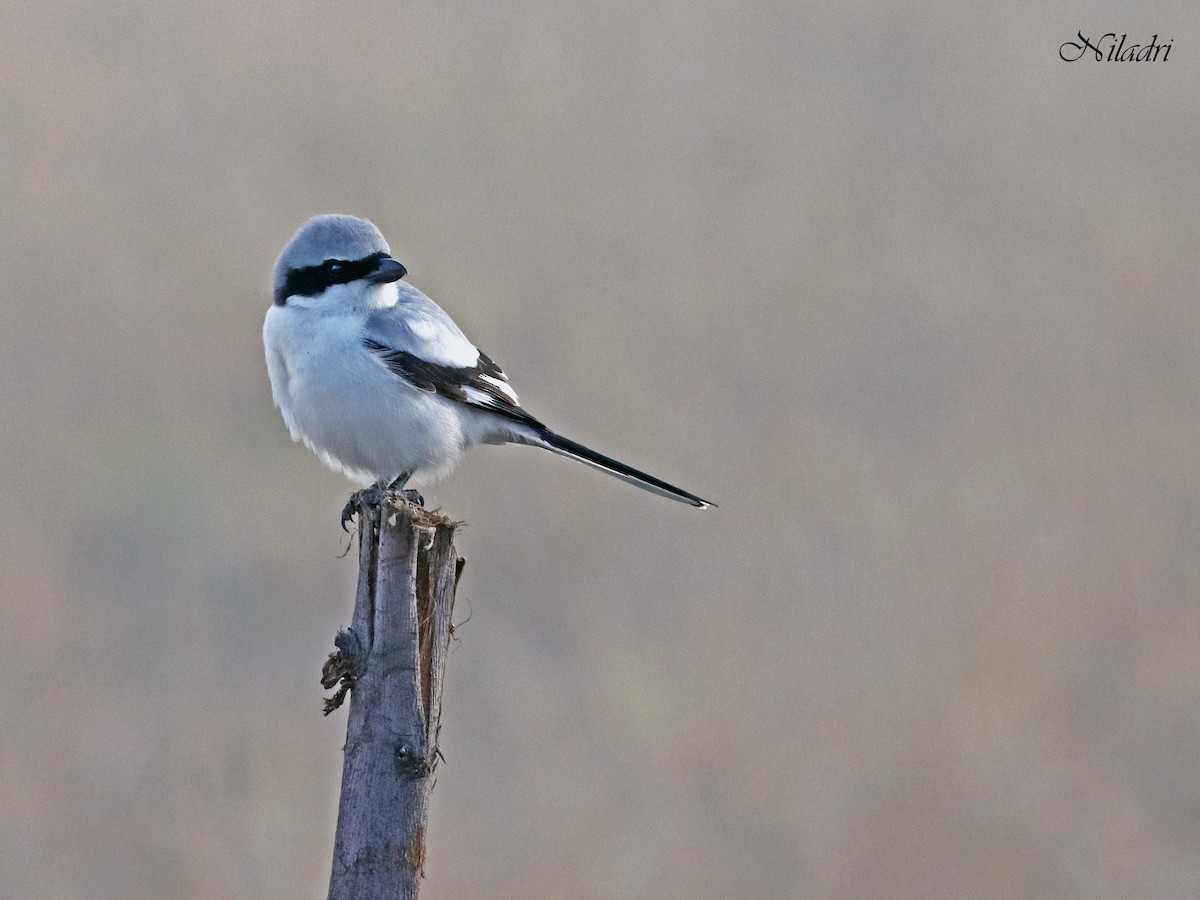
[{"left": 2, "top": 1, "right": 1198, "bottom": 897}]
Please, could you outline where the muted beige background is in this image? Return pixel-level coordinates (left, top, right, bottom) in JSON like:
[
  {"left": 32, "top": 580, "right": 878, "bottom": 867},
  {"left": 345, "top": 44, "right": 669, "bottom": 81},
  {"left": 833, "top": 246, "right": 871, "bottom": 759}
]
[{"left": 3, "top": 1, "right": 1199, "bottom": 898}]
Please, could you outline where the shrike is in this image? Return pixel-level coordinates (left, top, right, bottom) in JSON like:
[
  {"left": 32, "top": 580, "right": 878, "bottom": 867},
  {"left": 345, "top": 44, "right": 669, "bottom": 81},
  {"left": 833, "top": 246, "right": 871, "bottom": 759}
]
[{"left": 263, "top": 214, "right": 712, "bottom": 511}]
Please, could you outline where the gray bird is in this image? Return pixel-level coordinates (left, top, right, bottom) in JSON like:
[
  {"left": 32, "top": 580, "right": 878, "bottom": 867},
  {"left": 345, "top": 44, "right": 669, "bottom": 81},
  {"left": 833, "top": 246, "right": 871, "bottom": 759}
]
[{"left": 264, "top": 215, "right": 712, "bottom": 511}]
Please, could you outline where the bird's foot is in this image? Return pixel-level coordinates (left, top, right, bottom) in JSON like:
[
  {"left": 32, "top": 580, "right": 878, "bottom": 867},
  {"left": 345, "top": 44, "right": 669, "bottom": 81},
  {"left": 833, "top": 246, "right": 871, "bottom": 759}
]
[
  {"left": 340, "top": 481, "right": 424, "bottom": 530},
  {"left": 340, "top": 485, "right": 386, "bottom": 532},
  {"left": 383, "top": 472, "right": 423, "bottom": 509}
]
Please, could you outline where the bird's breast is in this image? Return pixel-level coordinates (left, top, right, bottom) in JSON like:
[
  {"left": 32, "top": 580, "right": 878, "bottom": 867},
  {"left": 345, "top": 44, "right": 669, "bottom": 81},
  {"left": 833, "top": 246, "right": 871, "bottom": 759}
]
[{"left": 263, "top": 306, "right": 468, "bottom": 483}]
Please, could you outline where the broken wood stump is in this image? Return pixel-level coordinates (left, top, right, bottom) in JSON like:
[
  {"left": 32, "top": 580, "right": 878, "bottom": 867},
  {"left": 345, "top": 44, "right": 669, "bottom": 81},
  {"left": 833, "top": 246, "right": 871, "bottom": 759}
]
[{"left": 323, "top": 493, "right": 463, "bottom": 900}]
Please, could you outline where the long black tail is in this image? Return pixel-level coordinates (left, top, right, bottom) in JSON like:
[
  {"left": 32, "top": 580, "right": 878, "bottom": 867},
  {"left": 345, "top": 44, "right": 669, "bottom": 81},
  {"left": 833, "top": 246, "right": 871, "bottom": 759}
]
[{"left": 534, "top": 429, "right": 714, "bottom": 508}]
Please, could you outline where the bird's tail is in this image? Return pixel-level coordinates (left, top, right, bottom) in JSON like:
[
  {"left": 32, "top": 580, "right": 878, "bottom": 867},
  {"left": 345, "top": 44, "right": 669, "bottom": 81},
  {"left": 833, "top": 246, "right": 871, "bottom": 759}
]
[{"left": 530, "top": 428, "right": 714, "bottom": 508}]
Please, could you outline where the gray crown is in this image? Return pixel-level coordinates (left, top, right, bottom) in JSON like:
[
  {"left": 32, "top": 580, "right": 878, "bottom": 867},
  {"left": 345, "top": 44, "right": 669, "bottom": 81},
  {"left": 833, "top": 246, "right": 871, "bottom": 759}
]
[{"left": 274, "top": 215, "right": 391, "bottom": 294}]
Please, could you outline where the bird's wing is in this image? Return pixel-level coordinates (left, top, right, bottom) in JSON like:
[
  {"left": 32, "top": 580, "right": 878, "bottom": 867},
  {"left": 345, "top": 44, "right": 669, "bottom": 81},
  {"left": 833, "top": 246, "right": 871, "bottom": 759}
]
[
  {"left": 363, "top": 288, "right": 545, "bottom": 429},
  {"left": 366, "top": 283, "right": 481, "bottom": 367}
]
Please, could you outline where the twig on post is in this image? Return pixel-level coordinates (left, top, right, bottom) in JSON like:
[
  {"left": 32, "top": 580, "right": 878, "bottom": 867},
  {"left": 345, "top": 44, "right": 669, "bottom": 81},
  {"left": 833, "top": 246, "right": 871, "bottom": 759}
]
[{"left": 323, "top": 492, "right": 463, "bottom": 900}]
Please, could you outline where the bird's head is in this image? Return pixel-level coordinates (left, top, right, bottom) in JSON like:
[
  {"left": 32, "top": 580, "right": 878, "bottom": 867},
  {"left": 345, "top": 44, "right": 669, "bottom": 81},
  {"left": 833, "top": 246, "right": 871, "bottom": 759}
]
[{"left": 273, "top": 214, "right": 407, "bottom": 311}]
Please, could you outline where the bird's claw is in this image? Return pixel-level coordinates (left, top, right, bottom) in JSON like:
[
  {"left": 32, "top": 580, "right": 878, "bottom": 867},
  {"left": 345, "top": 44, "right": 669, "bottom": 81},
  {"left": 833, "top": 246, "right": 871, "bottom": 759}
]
[
  {"left": 400, "top": 488, "right": 425, "bottom": 508},
  {"left": 340, "top": 498, "right": 357, "bottom": 532},
  {"left": 339, "top": 487, "right": 384, "bottom": 531}
]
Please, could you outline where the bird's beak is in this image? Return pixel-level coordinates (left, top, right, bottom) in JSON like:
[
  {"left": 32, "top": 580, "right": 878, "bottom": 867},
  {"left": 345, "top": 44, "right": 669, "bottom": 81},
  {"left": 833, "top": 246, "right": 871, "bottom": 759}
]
[{"left": 365, "top": 257, "right": 407, "bottom": 284}]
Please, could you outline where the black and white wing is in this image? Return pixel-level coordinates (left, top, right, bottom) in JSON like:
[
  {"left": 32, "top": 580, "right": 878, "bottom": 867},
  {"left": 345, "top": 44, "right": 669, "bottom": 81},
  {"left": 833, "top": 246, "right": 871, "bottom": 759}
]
[{"left": 362, "top": 286, "right": 545, "bottom": 429}]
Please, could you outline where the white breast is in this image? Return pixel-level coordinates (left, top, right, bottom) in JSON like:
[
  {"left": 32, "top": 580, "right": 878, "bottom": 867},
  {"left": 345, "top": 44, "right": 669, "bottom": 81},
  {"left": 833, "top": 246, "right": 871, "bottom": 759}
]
[{"left": 263, "top": 304, "right": 469, "bottom": 485}]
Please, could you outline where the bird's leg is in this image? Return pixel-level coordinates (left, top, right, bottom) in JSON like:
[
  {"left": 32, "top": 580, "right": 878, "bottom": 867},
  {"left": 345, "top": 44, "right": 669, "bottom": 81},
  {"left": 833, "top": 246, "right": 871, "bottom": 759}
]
[{"left": 386, "top": 472, "right": 424, "bottom": 508}]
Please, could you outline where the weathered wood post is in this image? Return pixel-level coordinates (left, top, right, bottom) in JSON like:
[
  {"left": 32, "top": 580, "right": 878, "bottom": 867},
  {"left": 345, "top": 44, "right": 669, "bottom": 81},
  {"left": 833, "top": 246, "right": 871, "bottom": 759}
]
[{"left": 322, "top": 493, "right": 463, "bottom": 900}]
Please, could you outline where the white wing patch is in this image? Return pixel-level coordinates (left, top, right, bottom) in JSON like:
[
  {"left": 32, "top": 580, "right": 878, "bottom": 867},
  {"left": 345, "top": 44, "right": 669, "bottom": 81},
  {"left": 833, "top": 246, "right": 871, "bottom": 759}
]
[
  {"left": 477, "top": 372, "right": 519, "bottom": 405},
  {"left": 463, "top": 385, "right": 514, "bottom": 410}
]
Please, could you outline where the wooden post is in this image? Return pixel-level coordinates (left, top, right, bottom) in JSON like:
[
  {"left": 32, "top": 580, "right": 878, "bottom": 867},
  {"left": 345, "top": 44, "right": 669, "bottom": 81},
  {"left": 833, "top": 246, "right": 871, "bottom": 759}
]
[{"left": 322, "top": 494, "right": 462, "bottom": 900}]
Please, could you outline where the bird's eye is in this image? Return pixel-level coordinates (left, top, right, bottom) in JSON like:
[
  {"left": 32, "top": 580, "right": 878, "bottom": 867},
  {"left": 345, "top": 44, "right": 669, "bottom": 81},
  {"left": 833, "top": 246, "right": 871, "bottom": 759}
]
[{"left": 325, "top": 261, "right": 343, "bottom": 273}]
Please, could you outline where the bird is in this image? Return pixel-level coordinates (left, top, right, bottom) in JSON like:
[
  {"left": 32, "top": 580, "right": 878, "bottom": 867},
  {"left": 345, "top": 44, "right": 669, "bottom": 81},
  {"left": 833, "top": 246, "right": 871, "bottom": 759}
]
[{"left": 263, "top": 214, "right": 713, "bottom": 517}]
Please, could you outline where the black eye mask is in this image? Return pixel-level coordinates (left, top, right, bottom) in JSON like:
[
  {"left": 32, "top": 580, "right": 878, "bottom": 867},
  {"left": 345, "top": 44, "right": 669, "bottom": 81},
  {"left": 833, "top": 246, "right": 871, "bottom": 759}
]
[{"left": 276, "top": 251, "right": 389, "bottom": 305}]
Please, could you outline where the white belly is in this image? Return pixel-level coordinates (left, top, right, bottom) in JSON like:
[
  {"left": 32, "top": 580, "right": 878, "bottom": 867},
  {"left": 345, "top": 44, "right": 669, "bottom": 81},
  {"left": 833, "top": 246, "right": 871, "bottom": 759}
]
[{"left": 264, "top": 306, "right": 468, "bottom": 486}]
